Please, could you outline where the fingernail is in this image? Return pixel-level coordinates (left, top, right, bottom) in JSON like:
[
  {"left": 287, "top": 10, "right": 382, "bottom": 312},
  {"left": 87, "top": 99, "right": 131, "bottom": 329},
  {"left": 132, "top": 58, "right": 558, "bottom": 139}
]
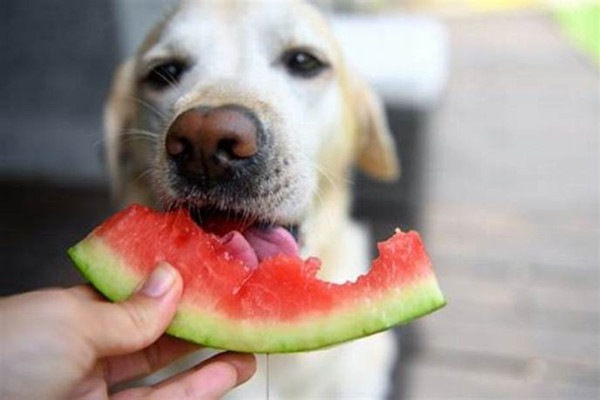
[{"left": 139, "top": 262, "right": 176, "bottom": 298}]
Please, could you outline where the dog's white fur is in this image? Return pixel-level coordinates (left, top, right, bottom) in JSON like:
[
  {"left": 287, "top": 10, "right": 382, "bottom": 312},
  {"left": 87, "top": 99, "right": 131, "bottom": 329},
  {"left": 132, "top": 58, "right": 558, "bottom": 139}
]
[{"left": 105, "top": 0, "right": 399, "bottom": 398}]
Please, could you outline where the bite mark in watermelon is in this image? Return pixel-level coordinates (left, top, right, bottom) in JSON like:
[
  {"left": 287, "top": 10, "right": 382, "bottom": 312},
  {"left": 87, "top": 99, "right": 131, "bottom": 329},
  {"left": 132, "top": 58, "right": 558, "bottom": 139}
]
[{"left": 68, "top": 205, "right": 445, "bottom": 353}]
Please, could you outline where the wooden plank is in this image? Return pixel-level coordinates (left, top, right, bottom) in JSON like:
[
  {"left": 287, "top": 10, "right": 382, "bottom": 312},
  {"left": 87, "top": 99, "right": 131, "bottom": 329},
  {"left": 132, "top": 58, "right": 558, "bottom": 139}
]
[
  {"left": 422, "top": 219, "right": 599, "bottom": 273},
  {"left": 437, "top": 275, "right": 600, "bottom": 316},
  {"left": 430, "top": 286, "right": 599, "bottom": 333},
  {"left": 415, "top": 318, "right": 600, "bottom": 365},
  {"left": 431, "top": 254, "right": 600, "bottom": 292},
  {"left": 404, "top": 359, "right": 600, "bottom": 400},
  {"left": 406, "top": 346, "right": 600, "bottom": 387}
]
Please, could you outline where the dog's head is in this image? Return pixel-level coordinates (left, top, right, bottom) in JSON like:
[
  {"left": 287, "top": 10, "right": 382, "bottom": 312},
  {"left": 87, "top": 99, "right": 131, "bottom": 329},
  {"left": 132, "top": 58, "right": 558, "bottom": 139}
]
[{"left": 105, "top": 0, "right": 398, "bottom": 265}]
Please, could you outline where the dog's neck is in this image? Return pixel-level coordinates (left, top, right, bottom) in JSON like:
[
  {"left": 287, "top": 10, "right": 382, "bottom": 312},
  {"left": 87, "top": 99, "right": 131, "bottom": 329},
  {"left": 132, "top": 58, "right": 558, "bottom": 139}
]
[{"left": 300, "top": 178, "right": 367, "bottom": 283}]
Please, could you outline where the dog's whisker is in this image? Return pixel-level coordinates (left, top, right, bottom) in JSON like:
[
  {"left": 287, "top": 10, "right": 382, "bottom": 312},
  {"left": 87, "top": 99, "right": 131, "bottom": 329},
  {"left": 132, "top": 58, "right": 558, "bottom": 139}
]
[
  {"left": 118, "top": 136, "right": 158, "bottom": 146},
  {"left": 126, "top": 96, "right": 169, "bottom": 120},
  {"left": 308, "top": 157, "right": 353, "bottom": 186},
  {"left": 290, "top": 145, "right": 351, "bottom": 189},
  {"left": 92, "top": 138, "right": 106, "bottom": 148},
  {"left": 312, "top": 186, "right": 325, "bottom": 206},
  {"left": 312, "top": 186, "right": 338, "bottom": 235},
  {"left": 313, "top": 163, "right": 340, "bottom": 188},
  {"left": 123, "top": 128, "right": 161, "bottom": 138},
  {"left": 120, "top": 133, "right": 158, "bottom": 141},
  {"left": 95, "top": 134, "right": 160, "bottom": 148},
  {"left": 132, "top": 168, "right": 154, "bottom": 185},
  {"left": 151, "top": 69, "right": 181, "bottom": 92}
]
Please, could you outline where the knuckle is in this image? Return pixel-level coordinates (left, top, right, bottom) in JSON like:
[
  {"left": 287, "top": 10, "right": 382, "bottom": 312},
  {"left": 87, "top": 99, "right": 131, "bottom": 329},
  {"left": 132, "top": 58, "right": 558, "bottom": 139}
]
[
  {"left": 41, "top": 290, "right": 97, "bottom": 358},
  {"left": 48, "top": 290, "right": 86, "bottom": 324},
  {"left": 120, "top": 301, "right": 155, "bottom": 345}
]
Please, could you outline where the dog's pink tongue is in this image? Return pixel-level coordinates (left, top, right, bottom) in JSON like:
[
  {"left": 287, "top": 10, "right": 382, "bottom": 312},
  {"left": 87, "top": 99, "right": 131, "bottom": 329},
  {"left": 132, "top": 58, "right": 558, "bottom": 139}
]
[
  {"left": 219, "top": 227, "right": 298, "bottom": 270},
  {"left": 219, "top": 232, "right": 259, "bottom": 269},
  {"left": 244, "top": 226, "right": 299, "bottom": 261}
]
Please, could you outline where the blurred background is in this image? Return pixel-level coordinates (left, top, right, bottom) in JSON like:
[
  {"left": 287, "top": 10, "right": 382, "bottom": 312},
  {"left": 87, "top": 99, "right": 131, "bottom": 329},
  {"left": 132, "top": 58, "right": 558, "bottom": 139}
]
[{"left": 1, "top": 0, "right": 598, "bottom": 398}]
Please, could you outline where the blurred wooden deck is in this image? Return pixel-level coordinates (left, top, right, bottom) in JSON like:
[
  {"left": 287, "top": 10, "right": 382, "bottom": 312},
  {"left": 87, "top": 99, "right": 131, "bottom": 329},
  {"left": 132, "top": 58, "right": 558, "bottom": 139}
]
[{"left": 396, "top": 11, "right": 599, "bottom": 399}]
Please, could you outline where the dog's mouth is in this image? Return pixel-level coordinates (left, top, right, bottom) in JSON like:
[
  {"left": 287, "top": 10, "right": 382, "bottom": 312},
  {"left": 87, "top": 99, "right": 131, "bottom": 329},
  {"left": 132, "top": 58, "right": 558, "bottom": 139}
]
[{"left": 189, "top": 208, "right": 300, "bottom": 269}]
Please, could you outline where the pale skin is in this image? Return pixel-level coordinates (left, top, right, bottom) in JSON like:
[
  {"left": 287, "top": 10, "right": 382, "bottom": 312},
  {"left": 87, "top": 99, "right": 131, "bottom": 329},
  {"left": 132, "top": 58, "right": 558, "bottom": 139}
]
[{"left": 0, "top": 263, "right": 256, "bottom": 399}]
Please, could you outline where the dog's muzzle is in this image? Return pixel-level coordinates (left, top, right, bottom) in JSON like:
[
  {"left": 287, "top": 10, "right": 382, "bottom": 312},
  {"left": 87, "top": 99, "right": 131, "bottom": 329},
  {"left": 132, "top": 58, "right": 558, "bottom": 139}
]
[{"left": 162, "top": 104, "right": 299, "bottom": 269}]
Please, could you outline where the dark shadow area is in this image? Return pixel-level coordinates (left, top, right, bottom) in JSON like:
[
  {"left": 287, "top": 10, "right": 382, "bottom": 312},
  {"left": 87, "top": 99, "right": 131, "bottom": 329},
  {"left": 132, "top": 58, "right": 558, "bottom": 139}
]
[
  {"left": 0, "top": 0, "right": 118, "bottom": 183},
  {"left": 0, "top": 0, "right": 120, "bottom": 295},
  {"left": 352, "top": 105, "right": 428, "bottom": 236},
  {"left": 0, "top": 180, "right": 113, "bottom": 295}
]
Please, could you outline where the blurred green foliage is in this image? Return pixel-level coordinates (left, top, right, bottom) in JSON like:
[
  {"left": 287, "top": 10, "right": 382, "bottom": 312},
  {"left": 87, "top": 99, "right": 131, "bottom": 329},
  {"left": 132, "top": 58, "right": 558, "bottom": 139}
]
[{"left": 555, "top": 3, "right": 600, "bottom": 66}]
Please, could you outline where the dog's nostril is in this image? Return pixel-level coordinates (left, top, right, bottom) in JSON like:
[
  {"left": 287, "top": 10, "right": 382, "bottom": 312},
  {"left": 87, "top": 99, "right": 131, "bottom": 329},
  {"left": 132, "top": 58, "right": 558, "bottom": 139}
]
[
  {"left": 166, "top": 135, "right": 190, "bottom": 158},
  {"left": 216, "top": 134, "right": 257, "bottom": 161},
  {"left": 216, "top": 139, "right": 238, "bottom": 160}
]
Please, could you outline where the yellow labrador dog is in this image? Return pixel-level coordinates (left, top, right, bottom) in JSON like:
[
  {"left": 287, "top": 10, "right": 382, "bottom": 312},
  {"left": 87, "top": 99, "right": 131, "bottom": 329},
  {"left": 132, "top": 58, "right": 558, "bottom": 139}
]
[{"left": 105, "top": 0, "right": 399, "bottom": 397}]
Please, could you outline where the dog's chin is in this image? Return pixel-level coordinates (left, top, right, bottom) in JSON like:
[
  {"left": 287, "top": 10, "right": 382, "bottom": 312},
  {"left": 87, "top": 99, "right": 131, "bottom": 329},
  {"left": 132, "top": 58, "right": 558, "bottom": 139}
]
[
  {"left": 155, "top": 169, "right": 307, "bottom": 268},
  {"left": 181, "top": 204, "right": 301, "bottom": 270}
]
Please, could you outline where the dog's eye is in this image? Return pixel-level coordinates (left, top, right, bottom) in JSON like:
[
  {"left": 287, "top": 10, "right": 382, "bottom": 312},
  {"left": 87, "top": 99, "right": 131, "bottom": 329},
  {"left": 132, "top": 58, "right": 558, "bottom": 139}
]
[
  {"left": 282, "top": 50, "right": 328, "bottom": 78},
  {"left": 144, "top": 61, "right": 187, "bottom": 89}
]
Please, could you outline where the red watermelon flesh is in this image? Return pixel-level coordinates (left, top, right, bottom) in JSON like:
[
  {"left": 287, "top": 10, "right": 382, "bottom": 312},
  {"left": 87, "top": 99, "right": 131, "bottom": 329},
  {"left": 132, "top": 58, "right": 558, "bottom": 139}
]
[{"left": 68, "top": 204, "right": 445, "bottom": 353}]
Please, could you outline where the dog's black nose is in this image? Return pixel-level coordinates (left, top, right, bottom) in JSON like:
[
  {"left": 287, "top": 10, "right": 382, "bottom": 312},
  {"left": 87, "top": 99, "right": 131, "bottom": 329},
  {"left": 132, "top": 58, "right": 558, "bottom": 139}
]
[{"left": 165, "top": 105, "right": 260, "bottom": 181}]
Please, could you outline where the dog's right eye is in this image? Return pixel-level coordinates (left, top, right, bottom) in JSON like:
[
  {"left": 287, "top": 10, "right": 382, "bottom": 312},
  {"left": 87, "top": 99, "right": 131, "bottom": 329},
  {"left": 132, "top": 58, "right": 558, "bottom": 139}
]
[
  {"left": 282, "top": 49, "right": 328, "bottom": 78},
  {"left": 143, "top": 61, "right": 187, "bottom": 89}
]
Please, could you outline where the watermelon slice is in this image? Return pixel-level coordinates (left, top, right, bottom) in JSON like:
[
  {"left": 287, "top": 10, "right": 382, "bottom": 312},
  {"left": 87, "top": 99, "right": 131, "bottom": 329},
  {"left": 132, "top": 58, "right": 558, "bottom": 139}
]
[{"left": 68, "top": 205, "right": 445, "bottom": 353}]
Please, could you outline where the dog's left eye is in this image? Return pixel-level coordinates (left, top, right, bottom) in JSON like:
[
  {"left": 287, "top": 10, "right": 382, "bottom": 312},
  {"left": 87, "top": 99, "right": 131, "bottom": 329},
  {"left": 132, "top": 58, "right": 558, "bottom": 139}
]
[
  {"left": 282, "top": 49, "right": 328, "bottom": 78},
  {"left": 144, "top": 61, "right": 187, "bottom": 89}
]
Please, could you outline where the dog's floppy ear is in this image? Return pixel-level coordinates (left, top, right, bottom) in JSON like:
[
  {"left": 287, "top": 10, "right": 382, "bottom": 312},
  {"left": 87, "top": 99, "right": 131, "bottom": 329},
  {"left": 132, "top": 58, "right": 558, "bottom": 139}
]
[
  {"left": 351, "top": 74, "right": 400, "bottom": 181},
  {"left": 104, "top": 59, "right": 137, "bottom": 199}
]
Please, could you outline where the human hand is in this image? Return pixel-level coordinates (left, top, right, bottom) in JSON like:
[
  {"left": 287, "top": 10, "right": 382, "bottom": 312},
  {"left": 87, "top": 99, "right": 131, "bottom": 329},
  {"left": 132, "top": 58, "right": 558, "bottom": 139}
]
[{"left": 0, "top": 263, "right": 256, "bottom": 399}]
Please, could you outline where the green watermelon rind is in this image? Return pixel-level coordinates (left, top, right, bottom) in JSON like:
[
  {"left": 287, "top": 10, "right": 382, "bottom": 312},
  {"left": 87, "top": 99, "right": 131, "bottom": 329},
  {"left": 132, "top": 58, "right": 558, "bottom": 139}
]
[
  {"left": 171, "top": 281, "right": 445, "bottom": 353},
  {"left": 68, "top": 234, "right": 446, "bottom": 353}
]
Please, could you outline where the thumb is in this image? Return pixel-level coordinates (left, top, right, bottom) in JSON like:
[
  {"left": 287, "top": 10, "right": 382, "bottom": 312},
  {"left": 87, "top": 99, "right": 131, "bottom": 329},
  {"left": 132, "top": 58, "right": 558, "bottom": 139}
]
[{"left": 88, "top": 262, "right": 183, "bottom": 357}]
